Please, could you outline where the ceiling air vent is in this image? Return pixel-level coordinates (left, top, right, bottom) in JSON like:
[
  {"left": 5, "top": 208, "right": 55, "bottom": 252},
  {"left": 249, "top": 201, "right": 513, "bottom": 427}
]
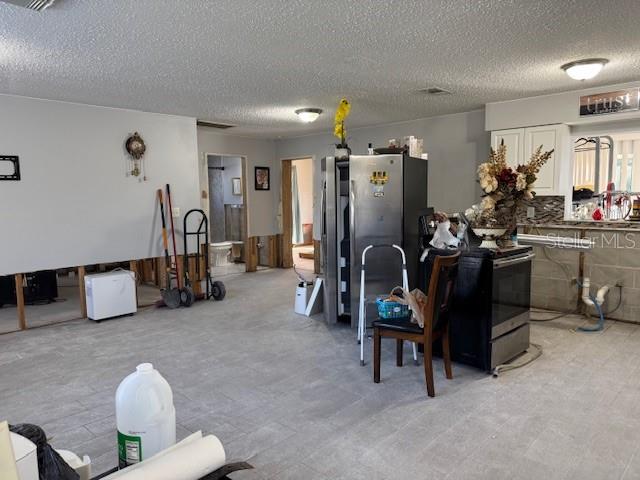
[
  {"left": 418, "top": 87, "right": 452, "bottom": 95},
  {"left": 196, "top": 120, "right": 236, "bottom": 130},
  {"left": 1, "top": 0, "right": 57, "bottom": 11}
]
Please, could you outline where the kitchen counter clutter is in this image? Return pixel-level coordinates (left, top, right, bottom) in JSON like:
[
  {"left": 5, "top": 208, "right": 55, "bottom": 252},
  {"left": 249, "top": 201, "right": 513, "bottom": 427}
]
[{"left": 518, "top": 223, "right": 640, "bottom": 323}]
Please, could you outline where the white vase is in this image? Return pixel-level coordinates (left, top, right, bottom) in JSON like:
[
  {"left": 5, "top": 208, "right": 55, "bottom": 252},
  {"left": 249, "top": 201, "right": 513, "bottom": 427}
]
[{"left": 472, "top": 227, "right": 507, "bottom": 250}]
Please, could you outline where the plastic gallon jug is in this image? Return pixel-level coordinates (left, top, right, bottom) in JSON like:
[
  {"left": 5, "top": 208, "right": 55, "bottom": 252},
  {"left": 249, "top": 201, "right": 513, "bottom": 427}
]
[{"left": 115, "top": 363, "right": 176, "bottom": 468}]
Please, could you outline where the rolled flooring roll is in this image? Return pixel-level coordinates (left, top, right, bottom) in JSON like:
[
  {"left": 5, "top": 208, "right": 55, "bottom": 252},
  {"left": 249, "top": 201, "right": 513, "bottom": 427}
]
[{"left": 103, "top": 431, "right": 226, "bottom": 480}]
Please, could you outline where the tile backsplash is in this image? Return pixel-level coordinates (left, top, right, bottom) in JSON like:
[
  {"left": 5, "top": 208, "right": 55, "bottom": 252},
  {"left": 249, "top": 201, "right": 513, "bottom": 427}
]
[{"left": 516, "top": 195, "right": 564, "bottom": 224}]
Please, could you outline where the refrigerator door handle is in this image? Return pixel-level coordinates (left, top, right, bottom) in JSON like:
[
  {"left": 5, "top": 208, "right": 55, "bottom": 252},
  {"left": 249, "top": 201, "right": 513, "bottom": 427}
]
[
  {"left": 350, "top": 179, "right": 356, "bottom": 245},
  {"left": 320, "top": 181, "right": 326, "bottom": 271},
  {"left": 321, "top": 181, "right": 326, "bottom": 235}
]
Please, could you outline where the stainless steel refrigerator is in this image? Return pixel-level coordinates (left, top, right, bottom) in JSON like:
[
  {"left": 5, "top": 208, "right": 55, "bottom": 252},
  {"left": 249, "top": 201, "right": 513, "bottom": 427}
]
[{"left": 321, "top": 153, "right": 429, "bottom": 326}]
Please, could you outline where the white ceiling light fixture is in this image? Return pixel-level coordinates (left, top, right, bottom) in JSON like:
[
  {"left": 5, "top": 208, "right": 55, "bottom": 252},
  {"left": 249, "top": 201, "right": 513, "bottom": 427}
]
[
  {"left": 295, "top": 108, "right": 323, "bottom": 123},
  {"left": 561, "top": 58, "right": 609, "bottom": 81}
]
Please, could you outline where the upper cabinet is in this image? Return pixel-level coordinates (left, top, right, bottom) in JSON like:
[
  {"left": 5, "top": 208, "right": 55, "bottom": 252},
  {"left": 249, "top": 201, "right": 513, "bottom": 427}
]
[
  {"left": 491, "top": 124, "right": 569, "bottom": 196},
  {"left": 491, "top": 128, "right": 525, "bottom": 169}
]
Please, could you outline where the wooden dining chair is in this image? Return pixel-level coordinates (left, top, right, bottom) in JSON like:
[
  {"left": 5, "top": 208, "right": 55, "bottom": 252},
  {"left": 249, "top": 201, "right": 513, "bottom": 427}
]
[{"left": 372, "top": 251, "right": 460, "bottom": 397}]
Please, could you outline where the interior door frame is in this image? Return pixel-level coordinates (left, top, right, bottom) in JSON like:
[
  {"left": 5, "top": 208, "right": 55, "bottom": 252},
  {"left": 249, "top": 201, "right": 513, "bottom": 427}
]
[
  {"left": 203, "top": 152, "right": 253, "bottom": 272},
  {"left": 280, "top": 156, "right": 316, "bottom": 270}
]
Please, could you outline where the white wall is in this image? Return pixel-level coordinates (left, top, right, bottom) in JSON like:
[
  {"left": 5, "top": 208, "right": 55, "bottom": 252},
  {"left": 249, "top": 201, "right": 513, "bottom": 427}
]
[
  {"left": 486, "top": 81, "right": 640, "bottom": 131},
  {"left": 276, "top": 110, "right": 489, "bottom": 239},
  {"left": 197, "top": 128, "right": 278, "bottom": 237},
  {"left": 292, "top": 158, "right": 313, "bottom": 225},
  {"left": 0, "top": 94, "right": 200, "bottom": 275}
]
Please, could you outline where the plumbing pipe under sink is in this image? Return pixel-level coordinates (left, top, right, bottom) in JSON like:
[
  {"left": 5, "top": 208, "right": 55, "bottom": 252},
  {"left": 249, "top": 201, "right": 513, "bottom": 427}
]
[
  {"left": 578, "top": 277, "right": 610, "bottom": 332},
  {"left": 533, "top": 237, "right": 618, "bottom": 332},
  {"left": 580, "top": 277, "right": 610, "bottom": 308}
]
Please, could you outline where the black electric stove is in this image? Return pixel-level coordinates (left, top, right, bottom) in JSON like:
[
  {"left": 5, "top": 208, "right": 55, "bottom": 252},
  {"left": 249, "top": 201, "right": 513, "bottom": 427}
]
[{"left": 421, "top": 245, "right": 534, "bottom": 372}]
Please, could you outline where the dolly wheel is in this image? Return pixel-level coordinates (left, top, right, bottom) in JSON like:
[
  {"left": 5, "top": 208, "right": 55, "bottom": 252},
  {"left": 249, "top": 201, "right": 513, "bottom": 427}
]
[
  {"left": 180, "top": 286, "right": 196, "bottom": 307},
  {"left": 212, "top": 281, "right": 226, "bottom": 301}
]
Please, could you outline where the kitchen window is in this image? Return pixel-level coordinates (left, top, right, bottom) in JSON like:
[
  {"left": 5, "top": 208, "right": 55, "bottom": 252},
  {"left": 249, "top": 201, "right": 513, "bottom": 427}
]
[{"left": 573, "top": 133, "right": 640, "bottom": 196}]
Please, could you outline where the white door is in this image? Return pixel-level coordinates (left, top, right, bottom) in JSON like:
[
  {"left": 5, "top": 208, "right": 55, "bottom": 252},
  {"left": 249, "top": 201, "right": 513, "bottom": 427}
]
[
  {"left": 491, "top": 128, "right": 525, "bottom": 168},
  {"left": 524, "top": 125, "right": 562, "bottom": 195}
]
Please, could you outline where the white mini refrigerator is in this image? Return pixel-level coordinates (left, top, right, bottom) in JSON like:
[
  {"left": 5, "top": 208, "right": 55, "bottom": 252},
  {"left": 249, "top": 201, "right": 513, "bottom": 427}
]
[{"left": 85, "top": 271, "right": 137, "bottom": 321}]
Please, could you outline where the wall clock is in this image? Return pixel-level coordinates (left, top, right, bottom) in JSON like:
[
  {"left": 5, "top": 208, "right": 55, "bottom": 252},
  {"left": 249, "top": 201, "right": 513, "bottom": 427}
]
[{"left": 125, "top": 132, "right": 146, "bottom": 178}]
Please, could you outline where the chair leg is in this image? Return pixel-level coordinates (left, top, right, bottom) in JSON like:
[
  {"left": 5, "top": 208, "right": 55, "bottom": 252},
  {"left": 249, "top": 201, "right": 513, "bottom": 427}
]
[
  {"left": 396, "top": 339, "right": 403, "bottom": 367},
  {"left": 424, "top": 340, "right": 435, "bottom": 397},
  {"left": 442, "top": 324, "right": 453, "bottom": 380},
  {"left": 373, "top": 327, "right": 381, "bottom": 383}
]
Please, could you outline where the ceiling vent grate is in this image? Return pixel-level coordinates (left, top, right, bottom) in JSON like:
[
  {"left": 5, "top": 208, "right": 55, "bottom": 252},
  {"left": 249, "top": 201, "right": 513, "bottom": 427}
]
[
  {"left": 196, "top": 120, "right": 236, "bottom": 130},
  {"left": 1, "top": 0, "right": 57, "bottom": 11},
  {"left": 418, "top": 87, "right": 452, "bottom": 95}
]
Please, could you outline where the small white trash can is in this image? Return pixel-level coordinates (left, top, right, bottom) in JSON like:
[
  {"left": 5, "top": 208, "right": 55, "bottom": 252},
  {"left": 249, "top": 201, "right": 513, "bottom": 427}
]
[{"left": 295, "top": 282, "right": 313, "bottom": 315}]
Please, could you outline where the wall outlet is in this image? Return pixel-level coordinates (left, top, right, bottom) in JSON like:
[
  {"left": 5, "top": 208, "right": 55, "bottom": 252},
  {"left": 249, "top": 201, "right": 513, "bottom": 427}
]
[
  {"left": 526, "top": 207, "right": 535, "bottom": 219},
  {"left": 172, "top": 207, "right": 180, "bottom": 218}
]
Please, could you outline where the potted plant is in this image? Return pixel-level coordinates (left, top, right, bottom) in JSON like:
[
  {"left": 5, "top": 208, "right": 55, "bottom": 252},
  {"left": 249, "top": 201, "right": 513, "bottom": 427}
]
[{"left": 466, "top": 143, "right": 553, "bottom": 249}]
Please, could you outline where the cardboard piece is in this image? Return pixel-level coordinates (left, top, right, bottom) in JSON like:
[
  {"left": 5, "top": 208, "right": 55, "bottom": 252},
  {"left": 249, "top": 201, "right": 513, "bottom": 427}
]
[
  {"left": 0, "top": 421, "right": 20, "bottom": 480},
  {"left": 11, "top": 432, "right": 39, "bottom": 480},
  {"left": 304, "top": 277, "right": 324, "bottom": 316}
]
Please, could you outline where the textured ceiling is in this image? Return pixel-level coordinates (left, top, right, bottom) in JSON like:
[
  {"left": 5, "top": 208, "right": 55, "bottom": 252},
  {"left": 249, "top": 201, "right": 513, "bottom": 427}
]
[{"left": 1, "top": 0, "right": 639, "bottom": 138}]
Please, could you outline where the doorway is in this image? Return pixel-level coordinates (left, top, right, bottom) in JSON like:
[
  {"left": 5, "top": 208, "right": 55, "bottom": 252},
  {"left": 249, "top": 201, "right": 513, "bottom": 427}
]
[
  {"left": 281, "top": 157, "right": 317, "bottom": 275},
  {"left": 206, "top": 154, "right": 249, "bottom": 274}
]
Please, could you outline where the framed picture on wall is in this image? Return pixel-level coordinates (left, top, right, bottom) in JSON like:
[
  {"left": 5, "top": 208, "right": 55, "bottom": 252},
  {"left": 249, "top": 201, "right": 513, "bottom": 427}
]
[
  {"left": 254, "top": 166, "right": 270, "bottom": 191},
  {"left": 232, "top": 177, "right": 242, "bottom": 195}
]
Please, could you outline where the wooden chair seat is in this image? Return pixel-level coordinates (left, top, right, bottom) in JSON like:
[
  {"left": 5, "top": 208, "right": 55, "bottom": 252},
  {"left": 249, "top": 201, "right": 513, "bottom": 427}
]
[{"left": 372, "top": 317, "right": 423, "bottom": 334}]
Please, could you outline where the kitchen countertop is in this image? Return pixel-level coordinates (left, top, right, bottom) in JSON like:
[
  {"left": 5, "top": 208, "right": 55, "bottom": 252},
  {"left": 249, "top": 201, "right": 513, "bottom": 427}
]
[{"left": 518, "top": 220, "right": 640, "bottom": 232}]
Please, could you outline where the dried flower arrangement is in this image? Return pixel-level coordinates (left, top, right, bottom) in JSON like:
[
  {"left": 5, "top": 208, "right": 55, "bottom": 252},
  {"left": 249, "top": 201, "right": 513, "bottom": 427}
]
[{"left": 466, "top": 143, "right": 554, "bottom": 228}]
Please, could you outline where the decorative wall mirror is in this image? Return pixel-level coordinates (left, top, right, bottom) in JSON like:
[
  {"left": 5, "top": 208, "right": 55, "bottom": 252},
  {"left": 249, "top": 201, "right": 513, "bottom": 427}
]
[{"left": 232, "top": 177, "right": 242, "bottom": 195}]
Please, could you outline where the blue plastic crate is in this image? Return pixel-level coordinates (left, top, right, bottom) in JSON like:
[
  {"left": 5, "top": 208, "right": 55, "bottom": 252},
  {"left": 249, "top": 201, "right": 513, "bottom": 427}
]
[{"left": 376, "top": 297, "right": 410, "bottom": 319}]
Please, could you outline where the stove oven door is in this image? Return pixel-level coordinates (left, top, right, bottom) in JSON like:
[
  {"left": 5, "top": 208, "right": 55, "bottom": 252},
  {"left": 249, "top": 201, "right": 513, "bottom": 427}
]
[{"left": 491, "top": 252, "right": 535, "bottom": 339}]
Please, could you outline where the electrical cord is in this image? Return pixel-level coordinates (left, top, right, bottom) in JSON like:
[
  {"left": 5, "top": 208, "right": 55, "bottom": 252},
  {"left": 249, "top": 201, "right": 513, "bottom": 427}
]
[
  {"left": 293, "top": 263, "right": 315, "bottom": 284},
  {"left": 601, "top": 284, "right": 623, "bottom": 316},
  {"left": 110, "top": 266, "right": 139, "bottom": 284},
  {"left": 492, "top": 343, "right": 543, "bottom": 377},
  {"left": 530, "top": 310, "right": 577, "bottom": 322}
]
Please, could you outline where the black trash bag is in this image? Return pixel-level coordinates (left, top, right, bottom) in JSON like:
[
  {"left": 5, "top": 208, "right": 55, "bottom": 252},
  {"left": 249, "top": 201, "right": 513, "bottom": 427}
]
[{"left": 9, "top": 423, "right": 79, "bottom": 480}]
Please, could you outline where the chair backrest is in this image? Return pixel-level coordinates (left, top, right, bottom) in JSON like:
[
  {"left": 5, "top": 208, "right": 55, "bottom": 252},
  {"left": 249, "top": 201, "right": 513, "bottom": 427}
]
[{"left": 422, "top": 252, "right": 461, "bottom": 334}]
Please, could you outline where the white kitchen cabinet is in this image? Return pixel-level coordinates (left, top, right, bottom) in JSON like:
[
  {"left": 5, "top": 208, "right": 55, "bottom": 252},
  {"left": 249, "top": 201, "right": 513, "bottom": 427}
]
[
  {"left": 491, "top": 124, "right": 569, "bottom": 196},
  {"left": 491, "top": 128, "right": 524, "bottom": 169}
]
